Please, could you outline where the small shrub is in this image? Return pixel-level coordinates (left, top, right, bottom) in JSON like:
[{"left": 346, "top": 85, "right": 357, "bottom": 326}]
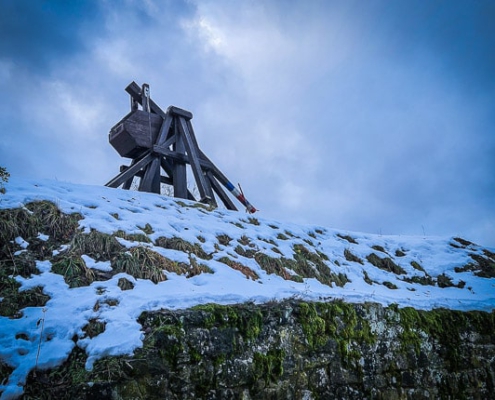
[{"left": 0, "top": 166, "right": 9, "bottom": 194}]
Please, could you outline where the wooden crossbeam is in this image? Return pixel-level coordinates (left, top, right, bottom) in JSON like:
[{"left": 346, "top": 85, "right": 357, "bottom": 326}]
[{"left": 106, "top": 152, "right": 154, "bottom": 188}]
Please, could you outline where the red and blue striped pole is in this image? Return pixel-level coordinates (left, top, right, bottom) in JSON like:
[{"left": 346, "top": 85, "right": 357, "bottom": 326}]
[{"left": 224, "top": 181, "right": 257, "bottom": 213}]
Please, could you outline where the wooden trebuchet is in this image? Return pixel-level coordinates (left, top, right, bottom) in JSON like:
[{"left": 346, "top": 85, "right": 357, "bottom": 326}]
[{"left": 105, "top": 81, "right": 257, "bottom": 213}]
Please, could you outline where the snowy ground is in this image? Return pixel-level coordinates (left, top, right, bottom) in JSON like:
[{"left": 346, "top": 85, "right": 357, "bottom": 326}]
[{"left": 1, "top": 177, "right": 494, "bottom": 399}]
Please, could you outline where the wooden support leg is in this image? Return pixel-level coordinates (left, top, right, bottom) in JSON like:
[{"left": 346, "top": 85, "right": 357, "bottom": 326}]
[
  {"left": 178, "top": 117, "right": 215, "bottom": 203},
  {"left": 207, "top": 171, "right": 236, "bottom": 210},
  {"left": 139, "top": 156, "right": 161, "bottom": 193},
  {"left": 105, "top": 152, "right": 154, "bottom": 188}
]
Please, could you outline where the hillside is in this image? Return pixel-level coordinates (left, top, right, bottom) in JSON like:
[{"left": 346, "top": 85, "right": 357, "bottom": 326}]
[{"left": 0, "top": 178, "right": 494, "bottom": 399}]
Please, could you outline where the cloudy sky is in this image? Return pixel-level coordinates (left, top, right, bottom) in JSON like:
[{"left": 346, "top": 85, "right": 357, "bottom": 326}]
[{"left": 1, "top": 0, "right": 494, "bottom": 247}]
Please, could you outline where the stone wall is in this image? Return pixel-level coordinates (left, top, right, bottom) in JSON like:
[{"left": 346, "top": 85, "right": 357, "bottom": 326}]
[{"left": 25, "top": 300, "right": 495, "bottom": 399}]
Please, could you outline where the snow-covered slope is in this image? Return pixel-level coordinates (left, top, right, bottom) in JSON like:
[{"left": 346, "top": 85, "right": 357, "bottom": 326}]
[{"left": 0, "top": 177, "right": 494, "bottom": 399}]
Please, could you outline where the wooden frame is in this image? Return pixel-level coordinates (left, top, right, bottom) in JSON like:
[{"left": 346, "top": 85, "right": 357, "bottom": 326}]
[{"left": 105, "top": 82, "right": 256, "bottom": 213}]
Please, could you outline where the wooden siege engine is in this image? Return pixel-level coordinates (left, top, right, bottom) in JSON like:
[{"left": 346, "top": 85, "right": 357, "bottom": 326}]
[{"left": 105, "top": 81, "right": 256, "bottom": 213}]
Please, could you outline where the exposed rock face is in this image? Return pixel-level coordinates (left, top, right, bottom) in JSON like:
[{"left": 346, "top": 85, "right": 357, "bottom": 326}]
[{"left": 24, "top": 300, "right": 495, "bottom": 399}]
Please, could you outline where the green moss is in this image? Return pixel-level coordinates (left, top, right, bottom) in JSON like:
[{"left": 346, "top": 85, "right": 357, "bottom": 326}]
[
  {"left": 297, "top": 301, "right": 376, "bottom": 369},
  {"left": 253, "top": 349, "right": 285, "bottom": 384},
  {"left": 297, "top": 302, "right": 327, "bottom": 349},
  {"left": 191, "top": 303, "right": 263, "bottom": 341},
  {"left": 392, "top": 306, "right": 495, "bottom": 372}
]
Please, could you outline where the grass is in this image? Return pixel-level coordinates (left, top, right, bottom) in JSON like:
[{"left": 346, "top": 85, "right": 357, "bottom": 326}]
[
  {"left": 336, "top": 234, "right": 358, "bottom": 244},
  {"left": 218, "top": 257, "right": 259, "bottom": 280},
  {"left": 344, "top": 249, "right": 364, "bottom": 264},
  {"left": 112, "top": 247, "right": 169, "bottom": 283},
  {"left": 366, "top": 253, "right": 406, "bottom": 275},
  {"left": 52, "top": 256, "right": 96, "bottom": 288},
  {"left": 155, "top": 236, "right": 211, "bottom": 259}
]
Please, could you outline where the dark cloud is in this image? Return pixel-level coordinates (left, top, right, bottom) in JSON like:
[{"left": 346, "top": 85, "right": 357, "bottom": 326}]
[{"left": 0, "top": 0, "right": 104, "bottom": 73}]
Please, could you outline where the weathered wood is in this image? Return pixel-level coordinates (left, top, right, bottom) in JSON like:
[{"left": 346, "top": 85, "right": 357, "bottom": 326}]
[
  {"left": 121, "top": 159, "right": 137, "bottom": 189},
  {"left": 109, "top": 110, "right": 162, "bottom": 158},
  {"left": 167, "top": 105, "right": 193, "bottom": 120},
  {"left": 207, "top": 171, "right": 236, "bottom": 210},
  {"left": 139, "top": 156, "right": 161, "bottom": 193},
  {"left": 141, "top": 83, "right": 150, "bottom": 113},
  {"left": 156, "top": 114, "right": 174, "bottom": 146},
  {"left": 107, "top": 81, "right": 256, "bottom": 213},
  {"left": 172, "top": 121, "right": 188, "bottom": 199},
  {"left": 126, "top": 81, "right": 168, "bottom": 120},
  {"left": 105, "top": 152, "right": 154, "bottom": 188},
  {"left": 177, "top": 117, "right": 214, "bottom": 203}
]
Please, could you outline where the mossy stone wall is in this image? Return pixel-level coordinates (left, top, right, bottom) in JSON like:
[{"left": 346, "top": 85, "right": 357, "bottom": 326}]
[{"left": 23, "top": 300, "right": 495, "bottom": 399}]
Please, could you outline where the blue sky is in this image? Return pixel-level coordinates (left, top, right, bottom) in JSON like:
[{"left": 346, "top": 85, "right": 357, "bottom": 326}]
[{"left": 1, "top": 0, "right": 494, "bottom": 247}]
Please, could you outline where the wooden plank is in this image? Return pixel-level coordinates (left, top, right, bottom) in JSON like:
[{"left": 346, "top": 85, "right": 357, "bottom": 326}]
[
  {"left": 167, "top": 105, "right": 193, "bottom": 120},
  {"left": 121, "top": 159, "right": 138, "bottom": 189},
  {"left": 141, "top": 83, "right": 150, "bottom": 113},
  {"left": 154, "top": 145, "right": 215, "bottom": 169},
  {"left": 177, "top": 117, "right": 214, "bottom": 203},
  {"left": 172, "top": 121, "right": 188, "bottom": 199},
  {"left": 126, "top": 81, "right": 168, "bottom": 119},
  {"left": 155, "top": 113, "right": 174, "bottom": 146},
  {"left": 105, "top": 152, "right": 154, "bottom": 188},
  {"left": 207, "top": 170, "right": 236, "bottom": 210},
  {"left": 139, "top": 156, "right": 161, "bottom": 193}
]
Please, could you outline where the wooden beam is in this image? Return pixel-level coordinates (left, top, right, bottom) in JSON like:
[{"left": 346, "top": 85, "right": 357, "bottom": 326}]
[
  {"left": 167, "top": 105, "right": 193, "bottom": 120},
  {"left": 125, "top": 81, "right": 168, "bottom": 119},
  {"left": 177, "top": 117, "right": 214, "bottom": 203},
  {"left": 207, "top": 171, "right": 236, "bottom": 210},
  {"left": 156, "top": 113, "right": 174, "bottom": 146},
  {"left": 141, "top": 83, "right": 151, "bottom": 113},
  {"left": 139, "top": 155, "right": 161, "bottom": 193},
  {"left": 173, "top": 121, "right": 188, "bottom": 199},
  {"left": 105, "top": 152, "right": 154, "bottom": 188},
  {"left": 121, "top": 159, "right": 137, "bottom": 189}
]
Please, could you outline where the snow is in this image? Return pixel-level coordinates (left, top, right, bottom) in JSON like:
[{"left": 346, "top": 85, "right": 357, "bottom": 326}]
[{"left": 0, "top": 177, "right": 494, "bottom": 399}]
